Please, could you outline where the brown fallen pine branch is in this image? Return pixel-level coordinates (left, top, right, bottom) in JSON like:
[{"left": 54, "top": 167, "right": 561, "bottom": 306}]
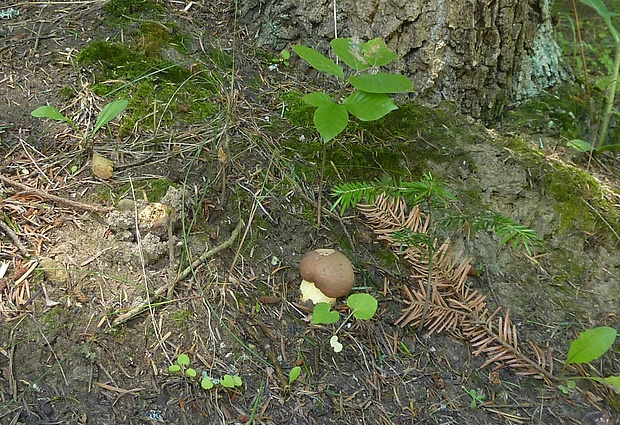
[
  {"left": 0, "top": 174, "right": 114, "bottom": 214},
  {"left": 357, "top": 194, "right": 554, "bottom": 381}
]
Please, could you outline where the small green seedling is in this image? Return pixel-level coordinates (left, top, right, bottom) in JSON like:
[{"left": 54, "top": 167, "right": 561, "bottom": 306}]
[
  {"left": 464, "top": 387, "right": 485, "bottom": 409},
  {"left": 311, "top": 293, "right": 378, "bottom": 352},
  {"left": 168, "top": 353, "right": 196, "bottom": 378},
  {"left": 31, "top": 99, "right": 128, "bottom": 147},
  {"left": 168, "top": 354, "right": 243, "bottom": 391},
  {"left": 311, "top": 302, "right": 340, "bottom": 325},
  {"left": 562, "top": 326, "right": 620, "bottom": 392},
  {"left": 200, "top": 373, "right": 243, "bottom": 390},
  {"left": 557, "top": 379, "right": 577, "bottom": 394},
  {"left": 293, "top": 38, "right": 412, "bottom": 143},
  {"left": 288, "top": 366, "right": 302, "bottom": 385}
]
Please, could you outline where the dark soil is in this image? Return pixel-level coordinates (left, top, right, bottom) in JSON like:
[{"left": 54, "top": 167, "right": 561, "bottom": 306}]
[{"left": 1, "top": 2, "right": 619, "bottom": 425}]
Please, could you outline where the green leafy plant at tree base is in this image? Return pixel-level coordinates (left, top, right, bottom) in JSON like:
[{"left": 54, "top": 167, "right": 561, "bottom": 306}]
[
  {"left": 311, "top": 293, "right": 378, "bottom": 353},
  {"left": 568, "top": 0, "right": 620, "bottom": 151},
  {"left": 560, "top": 326, "right": 620, "bottom": 392},
  {"left": 293, "top": 38, "right": 412, "bottom": 142}
]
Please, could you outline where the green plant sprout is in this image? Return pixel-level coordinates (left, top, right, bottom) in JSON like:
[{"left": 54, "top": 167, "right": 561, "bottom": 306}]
[
  {"left": 567, "top": 0, "right": 620, "bottom": 151},
  {"left": 269, "top": 49, "right": 291, "bottom": 70},
  {"left": 292, "top": 38, "right": 412, "bottom": 143},
  {"left": 288, "top": 366, "right": 302, "bottom": 384},
  {"left": 31, "top": 99, "right": 128, "bottom": 148},
  {"left": 168, "top": 354, "right": 243, "bottom": 391},
  {"left": 168, "top": 353, "right": 196, "bottom": 377},
  {"left": 557, "top": 379, "right": 576, "bottom": 395},
  {"left": 331, "top": 173, "right": 542, "bottom": 255},
  {"left": 561, "top": 326, "right": 620, "bottom": 392},
  {"left": 463, "top": 387, "right": 485, "bottom": 409},
  {"left": 311, "top": 293, "right": 378, "bottom": 352},
  {"left": 200, "top": 372, "right": 243, "bottom": 390}
]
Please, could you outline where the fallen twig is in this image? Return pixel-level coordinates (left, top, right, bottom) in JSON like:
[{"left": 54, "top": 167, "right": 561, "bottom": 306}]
[
  {"left": 0, "top": 220, "right": 30, "bottom": 258},
  {"left": 0, "top": 174, "right": 114, "bottom": 214},
  {"left": 111, "top": 220, "right": 245, "bottom": 326}
]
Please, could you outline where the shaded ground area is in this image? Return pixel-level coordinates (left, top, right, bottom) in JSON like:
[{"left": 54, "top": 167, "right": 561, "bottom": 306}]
[{"left": 1, "top": 1, "right": 620, "bottom": 424}]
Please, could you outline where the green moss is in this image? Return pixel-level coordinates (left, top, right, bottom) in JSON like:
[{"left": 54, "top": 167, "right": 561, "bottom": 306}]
[
  {"left": 504, "top": 137, "right": 620, "bottom": 235},
  {"left": 77, "top": 40, "right": 219, "bottom": 132},
  {"left": 118, "top": 179, "right": 176, "bottom": 202},
  {"left": 77, "top": 41, "right": 192, "bottom": 84},
  {"left": 279, "top": 101, "right": 471, "bottom": 183},
  {"left": 173, "top": 309, "right": 193, "bottom": 331},
  {"left": 139, "top": 22, "right": 173, "bottom": 58},
  {"left": 43, "top": 306, "right": 64, "bottom": 328},
  {"left": 58, "top": 86, "right": 76, "bottom": 100},
  {"left": 104, "top": 0, "right": 164, "bottom": 23},
  {"left": 279, "top": 91, "right": 314, "bottom": 128},
  {"left": 502, "top": 84, "right": 591, "bottom": 140}
]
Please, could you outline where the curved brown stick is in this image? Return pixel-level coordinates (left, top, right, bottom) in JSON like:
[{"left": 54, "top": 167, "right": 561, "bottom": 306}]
[{"left": 0, "top": 174, "right": 114, "bottom": 214}]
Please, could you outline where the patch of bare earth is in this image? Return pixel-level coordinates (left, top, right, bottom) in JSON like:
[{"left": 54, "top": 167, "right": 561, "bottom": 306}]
[{"left": 1, "top": 1, "right": 619, "bottom": 425}]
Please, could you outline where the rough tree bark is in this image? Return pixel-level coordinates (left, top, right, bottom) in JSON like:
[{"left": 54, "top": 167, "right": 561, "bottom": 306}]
[{"left": 239, "top": 0, "right": 569, "bottom": 120}]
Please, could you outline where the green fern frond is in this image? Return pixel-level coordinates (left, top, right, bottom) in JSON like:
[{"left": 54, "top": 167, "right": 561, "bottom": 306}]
[
  {"left": 392, "top": 228, "right": 432, "bottom": 251},
  {"left": 476, "top": 212, "right": 541, "bottom": 255},
  {"left": 331, "top": 180, "right": 384, "bottom": 215},
  {"left": 331, "top": 173, "right": 457, "bottom": 215}
]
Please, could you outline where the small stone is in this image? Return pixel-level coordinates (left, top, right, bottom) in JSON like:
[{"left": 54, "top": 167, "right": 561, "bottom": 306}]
[
  {"left": 38, "top": 257, "right": 68, "bottom": 285},
  {"left": 117, "top": 199, "right": 136, "bottom": 212}
]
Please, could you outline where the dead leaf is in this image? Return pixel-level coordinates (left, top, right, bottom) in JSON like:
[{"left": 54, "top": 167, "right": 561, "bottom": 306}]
[
  {"left": 92, "top": 152, "right": 114, "bottom": 179},
  {"left": 217, "top": 146, "right": 228, "bottom": 163}
]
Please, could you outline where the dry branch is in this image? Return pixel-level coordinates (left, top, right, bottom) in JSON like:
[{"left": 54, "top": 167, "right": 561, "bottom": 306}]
[
  {"left": 0, "top": 174, "right": 114, "bottom": 214},
  {"left": 358, "top": 194, "right": 554, "bottom": 380},
  {"left": 111, "top": 220, "right": 244, "bottom": 326}
]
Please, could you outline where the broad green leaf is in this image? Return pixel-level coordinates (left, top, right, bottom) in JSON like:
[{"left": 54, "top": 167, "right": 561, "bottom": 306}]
[
  {"left": 603, "top": 376, "right": 620, "bottom": 392},
  {"left": 292, "top": 45, "right": 344, "bottom": 79},
  {"left": 566, "top": 326, "right": 617, "bottom": 365},
  {"left": 177, "top": 353, "right": 190, "bottom": 366},
  {"left": 185, "top": 368, "right": 197, "bottom": 378},
  {"left": 363, "top": 38, "right": 399, "bottom": 67},
  {"left": 168, "top": 364, "right": 181, "bottom": 373},
  {"left": 567, "top": 139, "right": 594, "bottom": 152},
  {"left": 597, "top": 144, "right": 620, "bottom": 153},
  {"left": 311, "top": 302, "right": 340, "bottom": 324},
  {"left": 580, "top": 0, "right": 620, "bottom": 43},
  {"left": 221, "top": 374, "right": 235, "bottom": 388},
  {"left": 232, "top": 374, "right": 242, "bottom": 386},
  {"left": 31, "top": 105, "right": 75, "bottom": 127},
  {"left": 201, "top": 376, "right": 214, "bottom": 389},
  {"left": 289, "top": 366, "right": 301, "bottom": 384},
  {"left": 343, "top": 91, "right": 398, "bottom": 121},
  {"left": 347, "top": 293, "right": 378, "bottom": 320},
  {"left": 349, "top": 73, "right": 412, "bottom": 93},
  {"left": 330, "top": 38, "right": 370, "bottom": 71},
  {"left": 302, "top": 92, "right": 335, "bottom": 107},
  {"left": 314, "top": 103, "right": 348, "bottom": 142},
  {"left": 92, "top": 99, "right": 128, "bottom": 136}
]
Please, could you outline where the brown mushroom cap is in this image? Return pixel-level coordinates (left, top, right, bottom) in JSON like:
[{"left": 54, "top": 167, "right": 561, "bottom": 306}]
[{"left": 299, "top": 249, "right": 355, "bottom": 298}]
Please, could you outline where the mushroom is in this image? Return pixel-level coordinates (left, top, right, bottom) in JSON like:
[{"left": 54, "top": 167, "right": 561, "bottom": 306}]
[{"left": 299, "top": 249, "right": 355, "bottom": 304}]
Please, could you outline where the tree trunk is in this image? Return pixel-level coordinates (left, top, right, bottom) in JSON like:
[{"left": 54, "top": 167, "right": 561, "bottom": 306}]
[{"left": 239, "top": 0, "right": 569, "bottom": 120}]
